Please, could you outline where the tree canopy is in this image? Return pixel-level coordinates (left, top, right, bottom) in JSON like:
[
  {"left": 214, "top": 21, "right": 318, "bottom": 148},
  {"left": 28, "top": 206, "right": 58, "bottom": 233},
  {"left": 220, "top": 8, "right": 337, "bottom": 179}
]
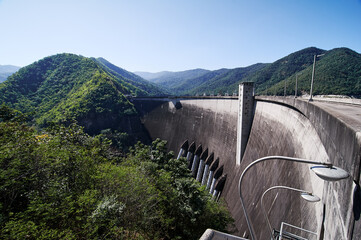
[{"left": 0, "top": 106, "right": 232, "bottom": 240}]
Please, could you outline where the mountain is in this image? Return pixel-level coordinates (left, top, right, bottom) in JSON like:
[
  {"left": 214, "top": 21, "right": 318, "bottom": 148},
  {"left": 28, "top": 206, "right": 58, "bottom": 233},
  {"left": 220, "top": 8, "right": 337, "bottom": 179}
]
[
  {"left": 155, "top": 47, "right": 360, "bottom": 97},
  {"left": 94, "top": 57, "right": 166, "bottom": 96},
  {"left": 243, "top": 47, "right": 326, "bottom": 94},
  {"left": 0, "top": 65, "right": 20, "bottom": 82},
  {"left": 175, "top": 68, "right": 231, "bottom": 95},
  {"left": 185, "top": 63, "right": 267, "bottom": 95},
  {"left": 183, "top": 47, "right": 326, "bottom": 95},
  {"left": 264, "top": 47, "right": 361, "bottom": 96},
  {"left": 135, "top": 69, "right": 211, "bottom": 88},
  {"left": 0, "top": 53, "right": 156, "bottom": 134},
  {"left": 134, "top": 71, "right": 172, "bottom": 81}
]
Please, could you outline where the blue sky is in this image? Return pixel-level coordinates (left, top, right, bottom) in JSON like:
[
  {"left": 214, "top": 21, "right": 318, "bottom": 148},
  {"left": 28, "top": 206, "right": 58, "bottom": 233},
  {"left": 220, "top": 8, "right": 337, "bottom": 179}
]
[{"left": 0, "top": 0, "right": 360, "bottom": 72}]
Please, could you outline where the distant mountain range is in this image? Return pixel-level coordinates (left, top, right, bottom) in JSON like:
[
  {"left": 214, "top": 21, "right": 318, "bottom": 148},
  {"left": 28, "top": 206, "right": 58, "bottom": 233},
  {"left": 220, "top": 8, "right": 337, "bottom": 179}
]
[
  {"left": 134, "top": 47, "right": 361, "bottom": 97},
  {"left": 0, "top": 65, "right": 20, "bottom": 83},
  {"left": 135, "top": 69, "right": 210, "bottom": 85}
]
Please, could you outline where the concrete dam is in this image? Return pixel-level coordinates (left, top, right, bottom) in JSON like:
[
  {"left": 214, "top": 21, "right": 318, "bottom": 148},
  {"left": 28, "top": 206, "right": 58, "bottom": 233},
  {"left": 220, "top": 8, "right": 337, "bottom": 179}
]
[{"left": 132, "top": 84, "right": 361, "bottom": 240}]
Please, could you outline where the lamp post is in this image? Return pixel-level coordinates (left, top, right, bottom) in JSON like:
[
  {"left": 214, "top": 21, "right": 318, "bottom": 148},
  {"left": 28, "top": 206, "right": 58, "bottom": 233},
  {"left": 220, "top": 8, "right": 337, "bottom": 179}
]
[
  {"left": 238, "top": 156, "right": 349, "bottom": 240},
  {"left": 295, "top": 72, "right": 302, "bottom": 98},
  {"left": 261, "top": 186, "right": 320, "bottom": 240},
  {"left": 309, "top": 54, "right": 325, "bottom": 101},
  {"left": 284, "top": 79, "right": 287, "bottom": 97}
]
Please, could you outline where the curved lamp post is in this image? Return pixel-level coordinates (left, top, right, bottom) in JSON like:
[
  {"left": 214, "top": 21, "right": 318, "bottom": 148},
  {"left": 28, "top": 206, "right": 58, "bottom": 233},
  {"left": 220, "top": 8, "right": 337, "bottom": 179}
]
[
  {"left": 295, "top": 72, "right": 302, "bottom": 98},
  {"left": 309, "top": 54, "right": 325, "bottom": 101},
  {"left": 261, "top": 186, "right": 320, "bottom": 240},
  {"left": 238, "top": 156, "right": 349, "bottom": 240}
]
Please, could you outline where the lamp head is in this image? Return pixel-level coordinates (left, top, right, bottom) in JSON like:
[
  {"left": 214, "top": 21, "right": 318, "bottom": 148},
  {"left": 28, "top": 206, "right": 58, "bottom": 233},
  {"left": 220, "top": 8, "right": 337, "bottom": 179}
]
[
  {"left": 301, "top": 193, "right": 320, "bottom": 202},
  {"left": 311, "top": 165, "right": 349, "bottom": 181}
]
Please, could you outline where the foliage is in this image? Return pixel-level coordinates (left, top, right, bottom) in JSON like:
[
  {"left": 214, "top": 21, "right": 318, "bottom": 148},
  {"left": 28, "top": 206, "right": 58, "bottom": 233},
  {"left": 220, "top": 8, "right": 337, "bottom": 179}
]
[
  {"left": 263, "top": 48, "right": 361, "bottom": 97},
  {"left": 0, "top": 103, "right": 29, "bottom": 123},
  {"left": 95, "top": 57, "right": 166, "bottom": 96},
  {"left": 186, "top": 64, "right": 266, "bottom": 96},
  {"left": 0, "top": 54, "right": 140, "bottom": 134},
  {"left": 151, "top": 47, "right": 360, "bottom": 97},
  {"left": 0, "top": 113, "right": 232, "bottom": 240}
]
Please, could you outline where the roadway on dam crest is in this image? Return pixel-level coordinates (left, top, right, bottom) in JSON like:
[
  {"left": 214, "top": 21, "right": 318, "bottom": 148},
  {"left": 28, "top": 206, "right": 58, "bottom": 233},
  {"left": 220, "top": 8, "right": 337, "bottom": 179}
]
[{"left": 311, "top": 101, "right": 361, "bottom": 132}]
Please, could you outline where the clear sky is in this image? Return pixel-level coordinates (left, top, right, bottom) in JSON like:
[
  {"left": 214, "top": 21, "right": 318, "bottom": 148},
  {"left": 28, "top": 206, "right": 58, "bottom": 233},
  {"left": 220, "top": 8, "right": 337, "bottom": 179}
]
[{"left": 0, "top": 0, "right": 360, "bottom": 72}]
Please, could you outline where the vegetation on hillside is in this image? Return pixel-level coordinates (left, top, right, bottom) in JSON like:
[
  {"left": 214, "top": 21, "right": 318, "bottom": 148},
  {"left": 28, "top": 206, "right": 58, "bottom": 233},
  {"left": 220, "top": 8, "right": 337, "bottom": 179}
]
[
  {"left": 146, "top": 47, "right": 360, "bottom": 97},
  {"left": 0, "top": 105, "right": 232, "bottom": 240},
  {"left": 136, "top": 69, "right": 211, "bottom": 92},
  {"left": 95, "top": 57, "right": 166, "bottom": 96},
  {"left": 187, "top": 64, "right": 267, "bottom": 96},
  {"left": 0, "top": 54, "right": 144, "bottom": 134},
  {"left": 263, "top": 48, "right": 361, "bottom": 96}
]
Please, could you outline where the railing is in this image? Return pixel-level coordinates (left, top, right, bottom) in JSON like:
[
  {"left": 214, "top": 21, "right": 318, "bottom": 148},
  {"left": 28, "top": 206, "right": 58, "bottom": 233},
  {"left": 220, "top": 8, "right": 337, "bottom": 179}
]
[{"left": 273, "top": 222, "right": 317, "bottom": 240}]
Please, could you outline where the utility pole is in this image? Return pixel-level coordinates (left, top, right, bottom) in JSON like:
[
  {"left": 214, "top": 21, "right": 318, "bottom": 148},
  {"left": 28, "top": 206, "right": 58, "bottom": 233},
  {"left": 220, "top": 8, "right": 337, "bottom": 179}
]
[
  {"left": 309, "top": 54, "right": 325, "bottom": 101},
  {"left": 295, "top": 72, "right": 302, "bottom": 98}
]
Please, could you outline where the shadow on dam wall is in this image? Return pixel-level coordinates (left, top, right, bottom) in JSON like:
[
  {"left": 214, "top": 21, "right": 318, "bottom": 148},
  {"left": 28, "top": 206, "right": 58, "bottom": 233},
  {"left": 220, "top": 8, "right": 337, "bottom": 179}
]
[{"left": 132, "top": 97, "right": 359, "bottom": 239}]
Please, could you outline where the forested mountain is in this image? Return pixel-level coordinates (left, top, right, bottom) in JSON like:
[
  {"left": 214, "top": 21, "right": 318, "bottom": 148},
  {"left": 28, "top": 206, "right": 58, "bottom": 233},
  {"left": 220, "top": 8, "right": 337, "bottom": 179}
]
[
  {"left": 146, "top": 47, "right": 360, "bottom": 97},
  {"left": 94, "top": 57, "right": 166, "bottom": 95},
  {"left": 180, "top": 47, "right": 326, "bottom": 95},
  {"left": 175, "top": 68, "right": 231, "bottom": 95},
  {"left": 186, "top": 63, "right": 267, "bottom": 95},
  {"left": 135, "top": 68, "right": 211, "bottom": 89},
  {"left": 0, "top": 53, "right": 160, "bottom": 134},
  {"left": 0, "top": 55, "right": 232, "bottom": 239},
  {"left": 0, "top": 65, "right": 20, "bottom": 82},
  {"left": 244, "top": 47, "right": 326, "bottom": 94},
  {"left": 264, "top": 47, "right": 361, "bottom": 96}
]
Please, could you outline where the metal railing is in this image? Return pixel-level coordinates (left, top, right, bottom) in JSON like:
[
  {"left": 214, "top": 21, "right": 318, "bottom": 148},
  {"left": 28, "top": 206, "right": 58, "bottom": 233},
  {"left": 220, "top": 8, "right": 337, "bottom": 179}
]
[{"left": 273, "top": 222, "right": 317, "bottom": 240}]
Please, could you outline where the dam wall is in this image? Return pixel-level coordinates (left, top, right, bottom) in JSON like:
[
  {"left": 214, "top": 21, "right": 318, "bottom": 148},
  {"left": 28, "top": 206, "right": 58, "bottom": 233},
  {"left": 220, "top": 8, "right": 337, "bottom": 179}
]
[
  {"left": 256, "top": 96, "right": 361, "bottom": 240},
  {"left": 132, "top": 96, "right": 360, "bottom": 239}
]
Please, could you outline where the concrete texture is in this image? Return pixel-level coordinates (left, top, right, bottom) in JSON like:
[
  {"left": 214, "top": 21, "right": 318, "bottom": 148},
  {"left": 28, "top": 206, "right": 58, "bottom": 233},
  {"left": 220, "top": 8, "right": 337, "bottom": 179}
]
[
  {"left": 199, "top": 229, "right": 247, "bottom": 240},
  {"left": 236, "top": 82, "right": 255, "bottom": 165},
  {"left": 256, "top": 96, "right": 361, "bottom": 240},
  {"left": 132, "top": 96, "right": 361, "bottom": 240}
]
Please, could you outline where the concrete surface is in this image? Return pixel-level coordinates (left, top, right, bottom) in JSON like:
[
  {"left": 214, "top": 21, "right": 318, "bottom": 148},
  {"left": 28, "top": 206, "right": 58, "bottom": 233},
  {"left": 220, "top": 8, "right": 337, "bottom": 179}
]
[
  {"left": 199, "top": 229, "right": 248, "bottom": 240},
  {"left": 132, "top": 96, "right": 361, "bottom": 240}
]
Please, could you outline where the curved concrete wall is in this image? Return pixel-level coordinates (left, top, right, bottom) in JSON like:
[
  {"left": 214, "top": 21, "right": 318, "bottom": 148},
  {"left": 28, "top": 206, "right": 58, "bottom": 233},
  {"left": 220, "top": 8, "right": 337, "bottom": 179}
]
[
  {"left": 233, "top": 101, "right": 326, "bottom": 239},
  {"left": 133, "top": 97, "right": 359, "bottom": 239}
]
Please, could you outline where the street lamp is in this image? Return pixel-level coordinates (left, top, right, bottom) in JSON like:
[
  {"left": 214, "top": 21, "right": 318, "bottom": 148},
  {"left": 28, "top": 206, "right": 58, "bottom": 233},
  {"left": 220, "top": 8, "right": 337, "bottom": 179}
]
[
  {"left": 284, "top": 79, "right": 287, "bottom": 97},
  {"left": 261, "top": 185, "right": 320, "bottom": 240},
  {"left": 295, "top": 72, "right": 302, "bottom": 98},
  {"left": 309, "top": 54, "right": 325, "bottom": 101},
  {"left": 238, "top": 156, "right": 349, "bottom": 240}
]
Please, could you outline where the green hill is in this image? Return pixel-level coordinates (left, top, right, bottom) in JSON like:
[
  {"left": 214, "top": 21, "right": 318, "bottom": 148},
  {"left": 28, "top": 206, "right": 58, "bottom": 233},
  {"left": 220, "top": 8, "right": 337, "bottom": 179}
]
[
  {"left": 136, "top": 69, "right": 211, "bottom": 92},
  {"left": 94, "top": 57, "right": 166, "bottom": 96},
  {"left": 264, "top": 47, "right": 361, "bottom": 96},
  {"left": 0, "top": 53, "right": 153, "bottom": 134},
  {"left": 174, "top": 68, "right": 230, "bottom": 95},
  {"left": 185, "top": 63, "right": 267, "bottom": 96},
  {"left": 245, "top": 47, "right": 326, "bottom": 94},
  {"left": 160, "top": 47, "right": 360, "bottom": 97},
  {"left": 183, "top": 47, "right": 325, "bottom": 95}
]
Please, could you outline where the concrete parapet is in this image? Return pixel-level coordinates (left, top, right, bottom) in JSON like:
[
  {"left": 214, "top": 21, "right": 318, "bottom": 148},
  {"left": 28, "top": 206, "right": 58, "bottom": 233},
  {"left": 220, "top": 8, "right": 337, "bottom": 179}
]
[{"left": 199, "top": 229, "right": 248, "bottom": 240}]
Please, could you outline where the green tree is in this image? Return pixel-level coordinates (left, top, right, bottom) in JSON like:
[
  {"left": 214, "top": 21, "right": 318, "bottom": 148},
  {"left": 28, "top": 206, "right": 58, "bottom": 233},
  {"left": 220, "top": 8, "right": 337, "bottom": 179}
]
[{"left": 0, "top": 112, "right": 232, "bottom": 240}]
